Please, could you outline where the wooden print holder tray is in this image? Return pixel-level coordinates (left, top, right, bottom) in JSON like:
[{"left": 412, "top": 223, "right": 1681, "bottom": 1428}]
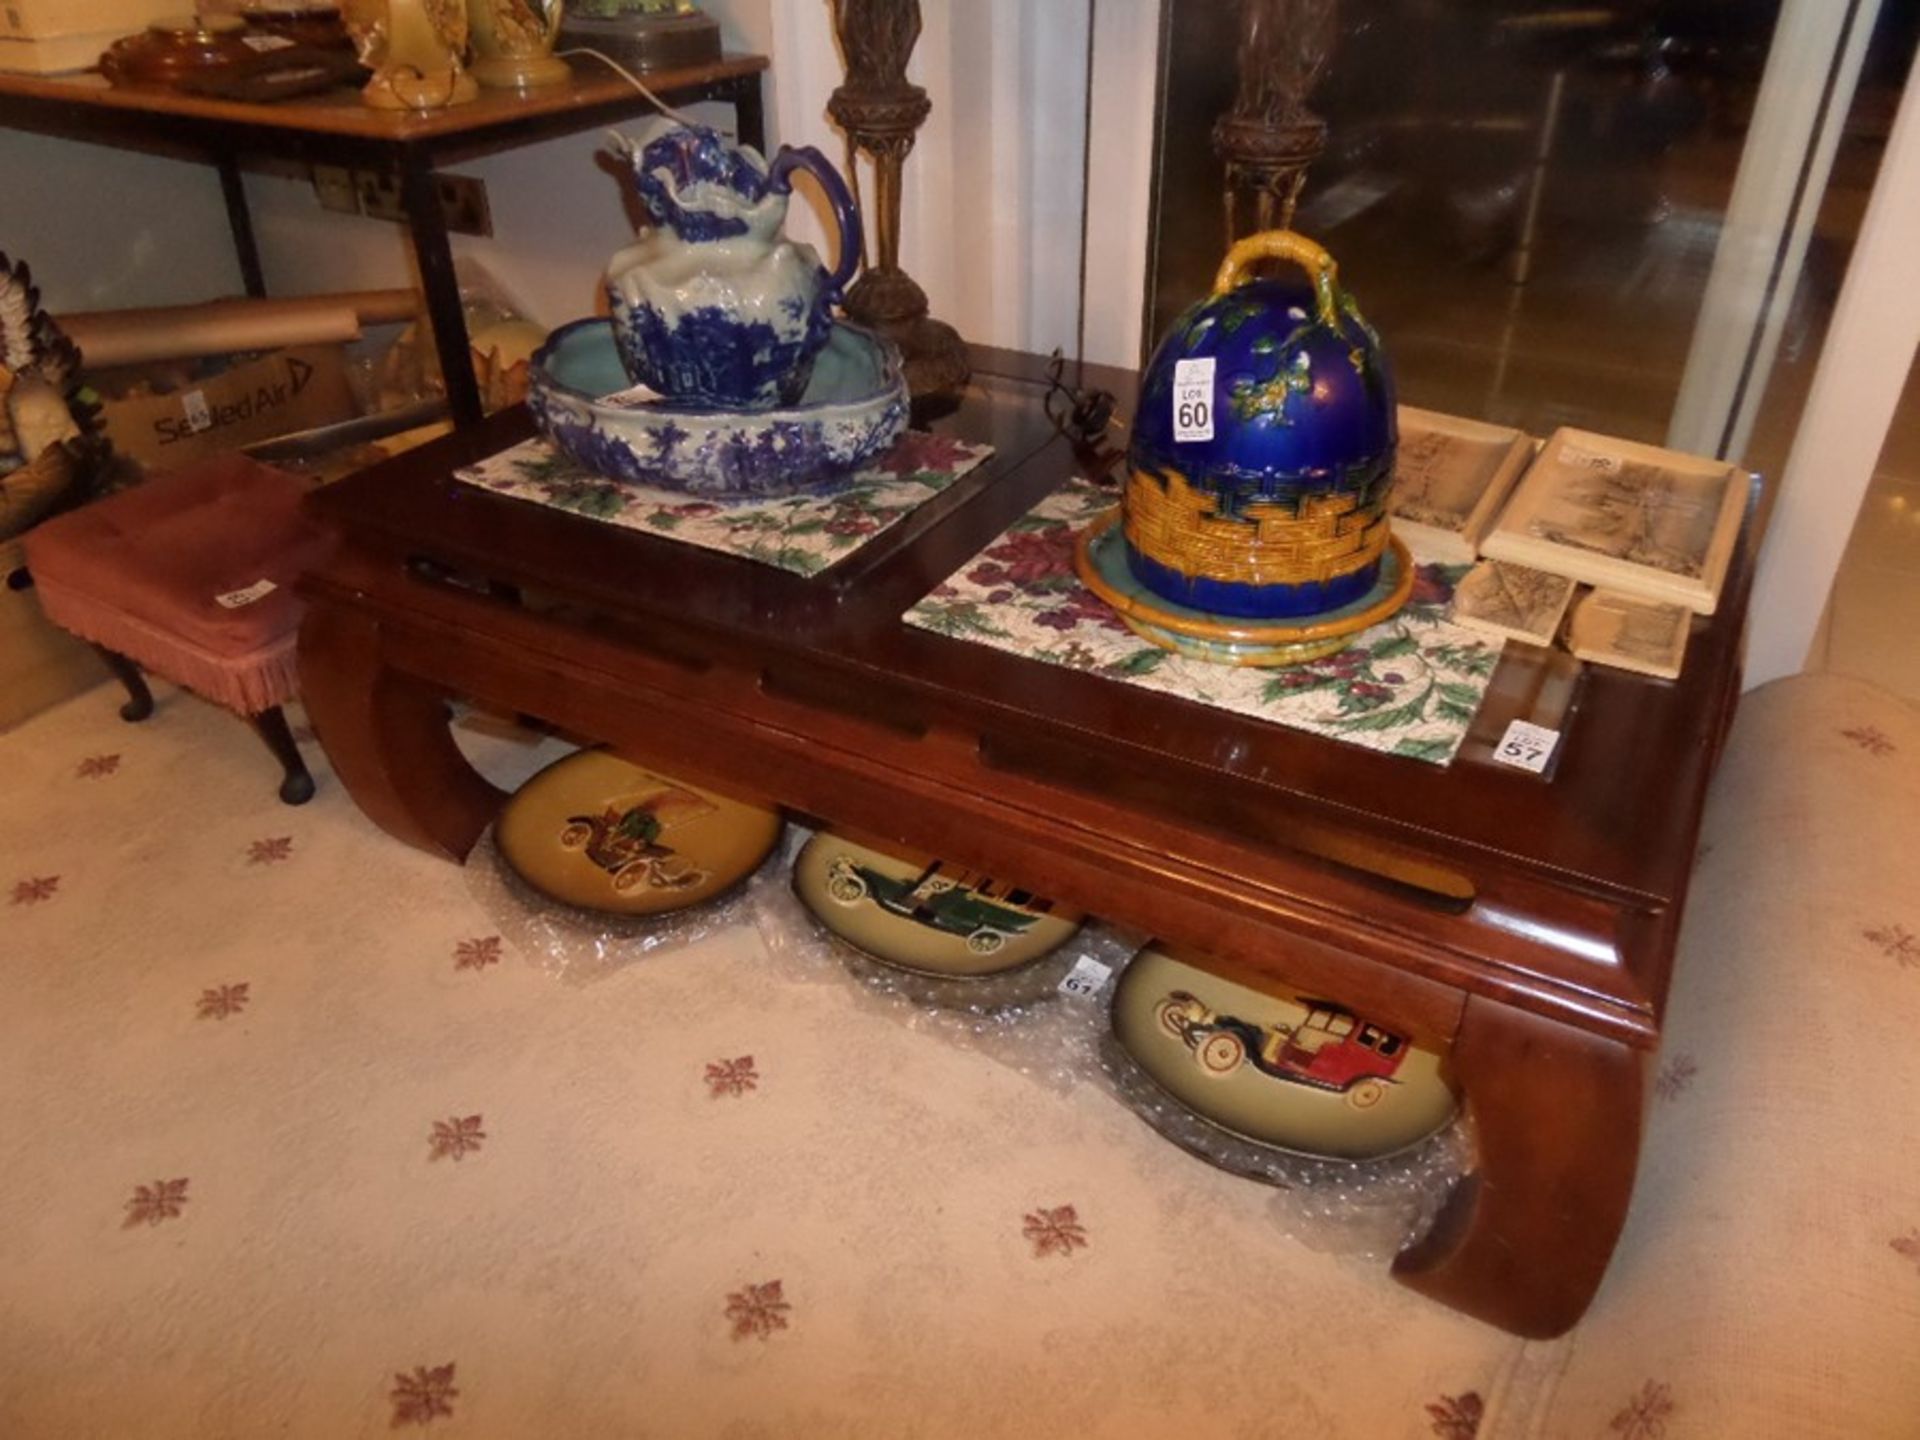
[
  {"left": 1481, "top": 428, "right": 1747, "bottom": 615},
  {"left": 1387, "top": 405, "right": 1534, "bottom": 565}
]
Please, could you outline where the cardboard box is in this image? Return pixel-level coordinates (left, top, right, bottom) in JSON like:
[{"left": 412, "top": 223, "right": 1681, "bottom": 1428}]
[
  {"left": 97, "top": 345, "right": 358, "bottom": 469},
  {"left": 0, "top": 0, "right": 176, "bottom": 41},
  {"left": 0, "top": 534, "right": 106, "bottom": 732},
  {"left": 0, "top": 29, "right": 130, "bottom": 72}
]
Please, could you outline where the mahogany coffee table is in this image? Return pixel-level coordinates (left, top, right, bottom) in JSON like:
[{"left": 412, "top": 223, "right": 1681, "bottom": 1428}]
[{"left": 298, "top": 349, "right": 1753, "bottom": 1339}]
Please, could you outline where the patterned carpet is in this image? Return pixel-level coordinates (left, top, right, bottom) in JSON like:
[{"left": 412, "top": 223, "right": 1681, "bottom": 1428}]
[
  {"left": 7, "top": 673, "right": 1918, "bottom": 1437},
  {"left": 0, "top": 681, "right": 1520, "bottom": 1438}
]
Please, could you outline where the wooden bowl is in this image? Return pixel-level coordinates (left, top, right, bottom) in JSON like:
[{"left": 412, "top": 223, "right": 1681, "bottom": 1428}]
[{"left": 101, "top": 15, "right": 256, "bottom": 89}]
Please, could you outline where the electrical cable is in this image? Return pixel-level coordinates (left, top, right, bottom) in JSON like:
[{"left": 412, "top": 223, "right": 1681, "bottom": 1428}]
[{"left": 556, "top": 46, "right": 697, "bottom": 127}]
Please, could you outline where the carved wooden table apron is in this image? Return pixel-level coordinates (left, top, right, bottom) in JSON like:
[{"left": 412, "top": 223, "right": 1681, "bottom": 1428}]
[{"left": 298, "top": 351, "right": 1752, "bottom": 1340}]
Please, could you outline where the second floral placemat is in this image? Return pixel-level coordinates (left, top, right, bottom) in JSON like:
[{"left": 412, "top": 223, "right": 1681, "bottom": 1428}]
[{"left": 904, "top": 479, "right": 1501, "bottom": 765}]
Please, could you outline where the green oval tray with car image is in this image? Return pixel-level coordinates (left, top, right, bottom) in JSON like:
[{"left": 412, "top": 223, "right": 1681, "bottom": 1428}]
[{"left": 792, "top": 833, "right": 1085, "bottom": 1001}]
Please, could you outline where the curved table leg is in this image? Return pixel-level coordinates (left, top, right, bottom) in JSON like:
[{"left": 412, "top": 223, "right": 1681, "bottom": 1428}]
[
  {"left": 298, "top": 602, "right": 506, "bottom": 862},
  {"left": 1394, "top": 999, "right": 1647, "bottom": 1339}
]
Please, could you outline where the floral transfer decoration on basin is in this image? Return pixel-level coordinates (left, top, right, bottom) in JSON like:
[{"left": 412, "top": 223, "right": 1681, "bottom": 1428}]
[
  {"left": 454, "top": 431, "right": 992, "bottom": 578},
  {"left": 905, "top": 478, "right": 1499, "bottom": 765},
  {"left": 530, "top": 318, "right": 908, "bottom": 499}
]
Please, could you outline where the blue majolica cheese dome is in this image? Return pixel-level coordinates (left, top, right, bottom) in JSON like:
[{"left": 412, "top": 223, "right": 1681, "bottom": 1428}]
[{"left": 1128, "top": 231, "right": 1397, "bottom": 620}]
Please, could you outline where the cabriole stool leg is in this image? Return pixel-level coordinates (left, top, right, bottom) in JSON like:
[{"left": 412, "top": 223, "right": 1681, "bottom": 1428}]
[
  {"left": 91, "top": 645, "right": 154, "bottom": 722},
  {"left": 250, "top": 704, "right": 316, "bottom": 806}
]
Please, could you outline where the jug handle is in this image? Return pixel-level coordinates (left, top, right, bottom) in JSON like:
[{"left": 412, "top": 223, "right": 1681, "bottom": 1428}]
[
  {"left": 545, "top": 0, "right": 567, "bottom": 41},
  {"left": 1213, "top": 230, "right": 1340, "bottom": 330},
  {"left": 768, "top": 145, "right": 864, "bottom": 299}
]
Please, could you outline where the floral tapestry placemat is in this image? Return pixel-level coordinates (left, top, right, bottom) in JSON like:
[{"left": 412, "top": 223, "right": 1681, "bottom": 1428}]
[
  {"left": 904, "top": 479, "right": 1501, "bottom": 765},
  {"left": 453, "top": 431, "right": 993, "bottom": 578}
]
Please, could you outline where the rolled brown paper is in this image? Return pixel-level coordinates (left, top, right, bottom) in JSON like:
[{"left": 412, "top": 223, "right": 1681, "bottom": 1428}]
[
  {"left": 270, "top": 289, "right": 423, "bottom": 325},
  {"left": 57, "top": 290, "right": 422, "bottom": 368}
]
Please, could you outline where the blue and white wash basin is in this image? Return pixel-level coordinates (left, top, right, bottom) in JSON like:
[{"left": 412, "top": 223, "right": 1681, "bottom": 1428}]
[{"left": 528, "top": 317, "right": 910, "bottom": 500}]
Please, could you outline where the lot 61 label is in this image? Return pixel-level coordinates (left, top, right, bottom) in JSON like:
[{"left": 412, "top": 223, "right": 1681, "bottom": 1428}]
[{"left": 1057, "top": 956, "right": 1113, "bottom": 1000}]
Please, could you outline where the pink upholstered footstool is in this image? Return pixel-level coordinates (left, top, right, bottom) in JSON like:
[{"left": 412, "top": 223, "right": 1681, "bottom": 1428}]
[{"left": 22, "top": 455, "right": 333, "bottom": 804}]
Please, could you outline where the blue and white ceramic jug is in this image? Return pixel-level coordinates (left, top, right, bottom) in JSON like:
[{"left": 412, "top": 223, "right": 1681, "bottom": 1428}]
[{"left": 605, "top": 119, "right": 862, "bottom": 410}]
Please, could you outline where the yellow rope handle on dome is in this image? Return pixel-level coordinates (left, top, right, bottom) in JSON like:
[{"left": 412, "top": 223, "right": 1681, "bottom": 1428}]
[{"left": 1212, "top": 230, "right": 1340, "bottom": 329}]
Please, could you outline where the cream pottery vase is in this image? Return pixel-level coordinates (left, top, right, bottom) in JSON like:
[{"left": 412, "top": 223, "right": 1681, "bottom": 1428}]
[
  {"left": 342, "top": 0, "right": 480, "bottom": 111},
  {"left": 467, "top": 0, "right": 568, "bottom": 91}
]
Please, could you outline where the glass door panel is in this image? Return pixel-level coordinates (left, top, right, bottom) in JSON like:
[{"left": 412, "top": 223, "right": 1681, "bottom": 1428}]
[{"left": 1141, "top": 0, "right": 1916, "bottom": 481}]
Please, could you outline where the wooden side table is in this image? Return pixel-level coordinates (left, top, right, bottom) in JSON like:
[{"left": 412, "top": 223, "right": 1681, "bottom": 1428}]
[
  {"left": 297, "top": 349, "right": 1754, "bottom": 1337},
  {"left": 0, "top": 56, "right": 768, "bottom": 427}
]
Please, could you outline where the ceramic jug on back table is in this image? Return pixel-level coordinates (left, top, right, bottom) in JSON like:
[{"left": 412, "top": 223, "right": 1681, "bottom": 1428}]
[{"left": 467, "top": 0, "right": 569, "bottom": 90}]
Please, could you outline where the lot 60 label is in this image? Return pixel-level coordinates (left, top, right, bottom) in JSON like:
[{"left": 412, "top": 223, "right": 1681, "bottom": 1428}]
[{"left": 1172, "top": 357, "right": 1215, "bottom": 443}]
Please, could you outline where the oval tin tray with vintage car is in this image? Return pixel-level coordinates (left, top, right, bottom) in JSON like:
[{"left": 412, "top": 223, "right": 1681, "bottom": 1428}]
[
  {"left": 495, "top": 750, "right": 782, "bottom": 917},
  {"left": 1111, "top": 945, "right": 1458, "bottom": 1161},
  {"left": 793, "top": 833, "right": 1084, "bottom": 978}
]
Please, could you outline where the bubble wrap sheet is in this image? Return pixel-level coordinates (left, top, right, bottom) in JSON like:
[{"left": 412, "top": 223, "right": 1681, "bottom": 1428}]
[
  {"left": 464, "top": 826, "right": 790, "bottom": 985},
  {"left": 749, "top": 830, "right": 1142, "bottom": 1093},
  {"left": 481, "top": 821, "right": 1473, "bottom": 1256},
  {"left": 1076, "top": 946, "right": 1472, "bottom": 1258},
  {"left": 1094, "top": 1028, "right": 1473, "bottom": 1260}
]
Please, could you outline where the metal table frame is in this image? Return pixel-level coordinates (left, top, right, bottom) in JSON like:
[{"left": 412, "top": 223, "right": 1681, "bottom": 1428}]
[{"left": 0, "top": 57, "right": 767, "bottom": 427}]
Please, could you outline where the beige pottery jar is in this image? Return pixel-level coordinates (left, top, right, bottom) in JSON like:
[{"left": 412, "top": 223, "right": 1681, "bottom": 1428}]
[
  {"left": 467, "top": 0, "right": 568, "bottom": 90},
  {"left": 342, "top": 0, "right": 480, "bottom": 109}
]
